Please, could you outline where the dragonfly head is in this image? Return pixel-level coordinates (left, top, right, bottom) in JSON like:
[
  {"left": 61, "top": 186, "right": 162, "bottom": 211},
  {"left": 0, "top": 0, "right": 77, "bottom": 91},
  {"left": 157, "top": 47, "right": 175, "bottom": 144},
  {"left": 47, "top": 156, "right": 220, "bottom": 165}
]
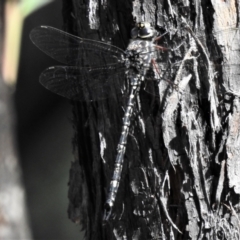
[{"left": 131, "top": 22, "right": 156, "bottom": 40}]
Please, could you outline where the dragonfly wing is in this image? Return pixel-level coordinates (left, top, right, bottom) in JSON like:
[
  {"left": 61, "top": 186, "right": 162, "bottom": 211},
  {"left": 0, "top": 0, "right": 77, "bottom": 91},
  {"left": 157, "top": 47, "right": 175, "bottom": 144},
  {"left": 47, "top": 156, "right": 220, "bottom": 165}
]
[
  {"left": 39, "top": 66, "right": 126, "bottom": 101},
  {"left": 30, "top": 26, "right": 125, "bottom": 67}
]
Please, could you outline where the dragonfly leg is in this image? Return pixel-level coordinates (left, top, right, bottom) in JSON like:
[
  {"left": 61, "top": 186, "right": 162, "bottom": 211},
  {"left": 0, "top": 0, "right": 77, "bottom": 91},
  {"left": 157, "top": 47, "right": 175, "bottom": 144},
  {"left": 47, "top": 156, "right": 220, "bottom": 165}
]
[
  {"left": 155, "top": 45, "right": 168, "bottom": 51},
  {"left": 103, "top": 203, "right": 112, "bottom": 222},
  {"left": 151, "top": 58, "right": 178, "bottom": 89},
  {"left": 155, "top": 33, "right": 184, "bottom": 52},
  {"left": 154, "top": 32, "right": 170, "bottom": 51},
  {"left": 151, "top": 58, "right": 161, "bottom": 78},
  {"left": 153, "top": 31, "right": 169, "bottom": 43}
]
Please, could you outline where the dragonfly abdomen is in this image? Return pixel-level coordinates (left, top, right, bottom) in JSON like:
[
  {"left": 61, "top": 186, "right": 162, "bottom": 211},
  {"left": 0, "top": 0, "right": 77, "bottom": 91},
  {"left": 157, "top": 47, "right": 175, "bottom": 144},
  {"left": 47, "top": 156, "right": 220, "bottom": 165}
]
[{"left": 103, "top": 72, "right": 143, "bottom": 220}]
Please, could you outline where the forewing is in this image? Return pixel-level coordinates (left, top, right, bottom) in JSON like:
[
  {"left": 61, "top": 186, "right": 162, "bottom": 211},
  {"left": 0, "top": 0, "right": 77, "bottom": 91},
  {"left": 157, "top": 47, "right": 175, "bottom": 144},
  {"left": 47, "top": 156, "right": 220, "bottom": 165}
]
[
  {"left": 30, "top": 26, "right": 125, "bottom": 67},
  {"left": 39, "top": 66, "right": 126, "bottom": 101}
]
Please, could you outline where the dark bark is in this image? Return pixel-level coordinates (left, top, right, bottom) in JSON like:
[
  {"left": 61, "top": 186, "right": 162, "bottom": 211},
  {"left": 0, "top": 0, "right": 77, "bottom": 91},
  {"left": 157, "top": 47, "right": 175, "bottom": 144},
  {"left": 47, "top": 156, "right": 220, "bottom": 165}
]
[
  {"left": 65, "top": 0, "right": 240, "bottom": 239},
  {"left": 0, "top": 1, "right": 32, "bottom": 239}
]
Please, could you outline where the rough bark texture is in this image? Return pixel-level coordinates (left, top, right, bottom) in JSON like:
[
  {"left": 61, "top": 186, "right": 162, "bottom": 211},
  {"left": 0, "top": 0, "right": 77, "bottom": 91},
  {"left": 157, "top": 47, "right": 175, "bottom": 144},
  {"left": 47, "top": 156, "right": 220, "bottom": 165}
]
[
  {"left": 65, "top": 0, "right": 240, "bottom": 239},
  {"left": 0, "top": 1, "right": 32, "bottom": 239}
]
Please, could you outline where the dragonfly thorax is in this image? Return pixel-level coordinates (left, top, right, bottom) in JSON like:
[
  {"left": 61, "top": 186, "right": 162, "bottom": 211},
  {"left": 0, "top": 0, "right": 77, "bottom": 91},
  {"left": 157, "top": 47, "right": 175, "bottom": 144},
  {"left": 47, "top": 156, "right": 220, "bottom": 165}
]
[
  {"left": 124, "top": 52, "right": 144, "bottom": 75},
  {"left": 125, "top": 39, "right": 156, "bottom": 76}
]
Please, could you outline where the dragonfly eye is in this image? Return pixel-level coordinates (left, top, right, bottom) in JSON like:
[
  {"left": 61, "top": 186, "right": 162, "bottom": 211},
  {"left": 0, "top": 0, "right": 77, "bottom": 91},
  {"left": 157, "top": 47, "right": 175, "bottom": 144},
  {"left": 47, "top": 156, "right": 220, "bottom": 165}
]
[
  {"left": 131, "top": 27, "right": 139, "bottom": 39},
  {"left": 131, "top": 22, "right": 155, "bottom": 39},
  {"left": 138, "top": 24, "right": 155, "bottom": 38}
]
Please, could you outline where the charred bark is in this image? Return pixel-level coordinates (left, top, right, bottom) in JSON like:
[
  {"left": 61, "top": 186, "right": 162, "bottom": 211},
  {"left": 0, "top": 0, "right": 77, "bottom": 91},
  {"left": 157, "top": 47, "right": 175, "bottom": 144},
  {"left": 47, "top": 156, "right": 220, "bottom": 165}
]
[{"left": 65, "top": 0, "right": 240, "bottom": 239}]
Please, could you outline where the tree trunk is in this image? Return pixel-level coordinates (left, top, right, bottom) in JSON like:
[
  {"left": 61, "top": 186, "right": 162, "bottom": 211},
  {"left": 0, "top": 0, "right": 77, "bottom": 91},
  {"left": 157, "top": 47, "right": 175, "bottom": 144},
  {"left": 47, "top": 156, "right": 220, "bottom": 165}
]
[{"left": 65, "top": 0, "right": 240, "bottom": 239}]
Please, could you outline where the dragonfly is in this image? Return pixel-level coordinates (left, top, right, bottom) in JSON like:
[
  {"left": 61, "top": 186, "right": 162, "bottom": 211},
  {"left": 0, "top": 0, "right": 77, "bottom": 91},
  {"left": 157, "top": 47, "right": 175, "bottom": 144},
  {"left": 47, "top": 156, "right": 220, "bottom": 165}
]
[
  {"left": 30, "top": 22, "right": 174, "bottom": 221},
  {"left": 30, "top": 22, "right": 235, "bottom": 221}
]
